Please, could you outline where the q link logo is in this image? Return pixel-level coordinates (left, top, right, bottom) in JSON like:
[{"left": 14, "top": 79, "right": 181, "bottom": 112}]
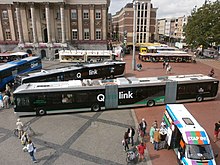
[
  {"left": 76, "top": 72, "right": 81, "bottom": 79},
  {"left": 97, "top": 91, "right": 133, "bottom": 102},
  {"left": 97, "top": 94, "right": 105, "bottom": 102}
]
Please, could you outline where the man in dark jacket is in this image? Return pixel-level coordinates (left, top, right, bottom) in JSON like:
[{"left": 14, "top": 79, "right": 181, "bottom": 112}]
[
  {"left": 139, "top": 118, "right": 147, "bottom": 136},
  {"left": 127, "top": 126, "right": 135, "bottom": 146}
]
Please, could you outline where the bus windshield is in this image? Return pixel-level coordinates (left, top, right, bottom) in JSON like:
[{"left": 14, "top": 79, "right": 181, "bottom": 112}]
[{"left": 186, "top": 144, "right": 214, "bottom": 160}]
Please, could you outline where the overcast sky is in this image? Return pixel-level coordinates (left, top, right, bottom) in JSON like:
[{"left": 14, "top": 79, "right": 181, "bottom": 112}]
[{"left": 109, "top": 0, "right": 216, "bottom": 18}]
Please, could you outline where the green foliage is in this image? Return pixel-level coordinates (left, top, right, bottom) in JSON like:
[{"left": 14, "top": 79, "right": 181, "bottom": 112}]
[{"left": 184, "top": 0, "right": 220, "bottom": 49}]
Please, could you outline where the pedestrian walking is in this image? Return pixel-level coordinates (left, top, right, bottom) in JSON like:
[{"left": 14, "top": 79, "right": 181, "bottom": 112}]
[
  {"left": 3, "top": 93, "right": 9, "bottom": 108},
  {"left": 136, "top": 141, "right": 146, "bottom": 162},
  {"left": 163, "top": 61, "right": 166, "bottom": 69},
  {"left": 149, "top": 125, "right": 156, "bottom": 144},
  {"left": 26, "top": 140, "right": 37, "bottom": 163},
  {"left": 123, "top": 131, "right": 129, "bottom": 151},
  {"left": 166, "top": 64, "right": 172, "bottom": 74},
  {"left": 0, "top": 92, "right": 3, "bottom": 108},
  {"left": 21, "top": 132, "right": 29, "bottom": 151},
  {"left": 214, "top": 121, "right": 220, "bottom": 143},
  {"left": 5, "top": 90, "right": 11, "bottom": 105},
  {"left": 139, "top": 118, "right": 147, "bottom": 136},
  {"left": 16, "top": 118, "right": 24, "bottom": 139},
  {"left": 165, "top": 62, "right": 169, "bottom": 69},
  {"left": 153, "top": 128, "right": 161, "bottom": 151},
  {"left": 127, "top": 126, "right": 135, "bottom": 146}
]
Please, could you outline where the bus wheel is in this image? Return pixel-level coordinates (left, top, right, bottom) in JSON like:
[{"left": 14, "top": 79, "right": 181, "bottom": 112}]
[
  {"left": 196, "top": 95, "right": 203, "bottom": 102},
  {"left": 37, "top": 109, "right": 46, "bottom": 116},
  {"left": 91, "top": 104, "right": 100, "bottom": 112},
  {"left": 147, "top": 100, "right": 155, "bottom": 107}
]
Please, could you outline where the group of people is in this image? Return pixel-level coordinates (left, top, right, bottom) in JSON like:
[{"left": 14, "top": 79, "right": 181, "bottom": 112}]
[
  {"left": 122, "top": 118, "right": 148, "bottom": 162},
  {"left": 149, "top": 119, "right": 168, "bottom": 151},
  {"left": 16, "top": 119, "right": 38, "bottom": 163},
  {"left": 0, "top": 83, "right": 13, "bottom": 109}
]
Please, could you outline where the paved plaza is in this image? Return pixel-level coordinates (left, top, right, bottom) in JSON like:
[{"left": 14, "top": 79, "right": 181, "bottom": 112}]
[{"left": 0, "top": 54, "right": 220, "bottom": 165}]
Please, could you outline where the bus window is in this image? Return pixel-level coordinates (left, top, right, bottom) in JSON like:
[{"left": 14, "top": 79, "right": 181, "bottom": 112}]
[
  {"left": 75, "top": 93, "right": 88, "bottom": 103},
  {"left": 62, "top": 94, "right": 73, "bottom": 103},
  {"left": 47, "top": 93, "right": 61, "bottom": 104}
]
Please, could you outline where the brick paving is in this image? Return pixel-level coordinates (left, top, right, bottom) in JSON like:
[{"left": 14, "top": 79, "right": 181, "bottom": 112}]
[{"left": 122, "top": 53, "right": 220, "bottom": 165}]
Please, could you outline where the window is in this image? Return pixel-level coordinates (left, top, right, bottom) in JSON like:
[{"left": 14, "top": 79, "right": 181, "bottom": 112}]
[
  {"left": 62, "top": 94, "right": 73, "bottom": 103},
  {"left": 57, "top": 28, "right": 62, "bottom": 41},
  {"left": 95, "top": 10, "right": 101, "bottom": 19},
  {"left": 71, "top": 9, "right": 77, "bottom": 19},
  {"left": 75, "top": 93, "right": 88, "bottom": 103},
  {"left": 42, "top": 9, "right": 46, "bottom": 19},
  {"left": 47, "top": 93, "right": 61, "bottom": 104},
  {"left": 96, "top": 29, "right": 101, "bottom": 40},
  {"left": 83, "top": 10, "right": 89, "bottom": 19},
  {"left": 5, "top": 30, "right": 11, "bottom": 40},
  {"left": 2, "top": 10, "right": 8, "bottom": 19},
  {"left": 84, "top": 29, "right": 90, "bottom": 40},
  {"left": 72, "top": 29, "right": 78, "bottom": 40},
  {"left": 28, "top": 9, "right": 31, "bottom": 19},
  {"left": 56, "top": 9, "right": 60, "bottom": 20}
]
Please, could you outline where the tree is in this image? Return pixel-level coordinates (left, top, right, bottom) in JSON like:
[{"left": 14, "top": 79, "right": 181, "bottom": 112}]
[{"left": 184, "top": 0, "right": 220, "bottom": 49}]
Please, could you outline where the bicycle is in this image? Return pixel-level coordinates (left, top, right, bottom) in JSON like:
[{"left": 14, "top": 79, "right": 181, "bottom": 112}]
[
  {"left": 126, "top": 146, "right": 139, "bottom": 164},
  {"left": 14, "top": 122, "right": 35, "bottom": 137}
]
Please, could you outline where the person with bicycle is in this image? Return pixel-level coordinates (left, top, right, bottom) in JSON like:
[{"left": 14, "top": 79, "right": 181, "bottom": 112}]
[{"left": 16, "top": 118, "right": 23, "bottom": 139}]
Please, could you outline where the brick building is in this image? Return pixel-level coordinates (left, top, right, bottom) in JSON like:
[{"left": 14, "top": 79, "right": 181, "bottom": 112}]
[{"left": 112, "top": 0, "right": 157, "bottom": 46}]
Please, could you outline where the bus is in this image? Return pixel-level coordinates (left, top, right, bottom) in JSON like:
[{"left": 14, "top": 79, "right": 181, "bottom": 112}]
[
  {"left": 139, "top": 42, "right": 164, "bottom": 53},
  {"left": 13, "top": 74, "right": 218, "bottom": 116},
  {"left": 0, "top": 52, "right": 29, "bottom": 63},
  {"left": 163, "top": 104, "right": 217, "bottom": 165},
  {"left": 139, "top": 52, "right": 193, "bottom": 63},
  {"left": 15, "top": 61, "right": 126, "bottom": 85},
  {"left": 10, "top": 52, "right": 29, "bottom": 60},
  {"left": 59, "top": 50, "right": 113, "bottom": 63},
  {"left": 0, "top": 56, "right": 42, "bottom": 90},
  {"left": 0, "top": 52, "right": 12, "bottom": 63}
]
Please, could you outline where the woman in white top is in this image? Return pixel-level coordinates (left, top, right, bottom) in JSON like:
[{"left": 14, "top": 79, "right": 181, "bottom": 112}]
[{"left": 26, "top": 140, "right": 37, "bottom": 163}]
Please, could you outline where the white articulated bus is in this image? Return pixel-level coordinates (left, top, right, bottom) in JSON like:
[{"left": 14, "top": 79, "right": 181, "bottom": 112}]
[{"left": 163, "top": 104, "right": 218, "bottom": 165}]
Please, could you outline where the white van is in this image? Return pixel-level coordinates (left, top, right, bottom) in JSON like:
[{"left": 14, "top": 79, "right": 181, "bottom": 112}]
[
  {"left": 163, "top": 104, "right": 218, "bottom": 165},
  {"left": 203, "top": 49, "right": 219, "bottom": 58}
]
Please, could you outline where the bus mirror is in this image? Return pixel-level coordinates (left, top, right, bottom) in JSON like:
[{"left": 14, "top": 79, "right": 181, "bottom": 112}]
[{"left": 214, "top": 153, "right": 218, "bottom": 158}]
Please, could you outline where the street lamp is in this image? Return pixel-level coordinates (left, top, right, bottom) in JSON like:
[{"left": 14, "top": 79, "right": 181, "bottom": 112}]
[{"left": 132, "top": 0, "right": 137, "bottom": 70}]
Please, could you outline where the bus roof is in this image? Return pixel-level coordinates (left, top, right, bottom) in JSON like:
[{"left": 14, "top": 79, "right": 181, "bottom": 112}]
[
  {"left": 14, "top": 74, "right": 218, "bottom": 94},
  {"left": 147, "top": 46, "right": 178, "bottom": 51},
  {"left": 166, "top": 104, "right": 210, "bottom": 145},
  {"left": 59, "top": 50, "right": 113, "bottom": 56},
  {"left": 0, "top": 53, "right": 11, "bottom": 56},
  {"left": 0, "top": 56, "right": 40, "bottom": 71},
  {"left": 19, "top": 61, "right": 125, "bottom": 79},
  {"left": 10, "top": 52, "right": 28, "bottom": 56}
]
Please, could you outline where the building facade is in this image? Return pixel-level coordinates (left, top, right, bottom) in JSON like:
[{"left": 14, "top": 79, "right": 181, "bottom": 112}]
[
  {"left": 112, "top": 0, "right": 157, "bottom": 46},
  {"left": 0, "top": 0, "right": 110, "bottom": 58},
  {"left": 156, "top": 15, "right": 188, "bottom": 46}
]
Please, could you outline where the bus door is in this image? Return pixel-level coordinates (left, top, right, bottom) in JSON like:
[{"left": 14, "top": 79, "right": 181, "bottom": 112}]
[
  {"left": 105, "top": 85, "right": 118, "bottom": 109},
  {"left": 165, "top": 81, "right": 177, "bottom": 103}
]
